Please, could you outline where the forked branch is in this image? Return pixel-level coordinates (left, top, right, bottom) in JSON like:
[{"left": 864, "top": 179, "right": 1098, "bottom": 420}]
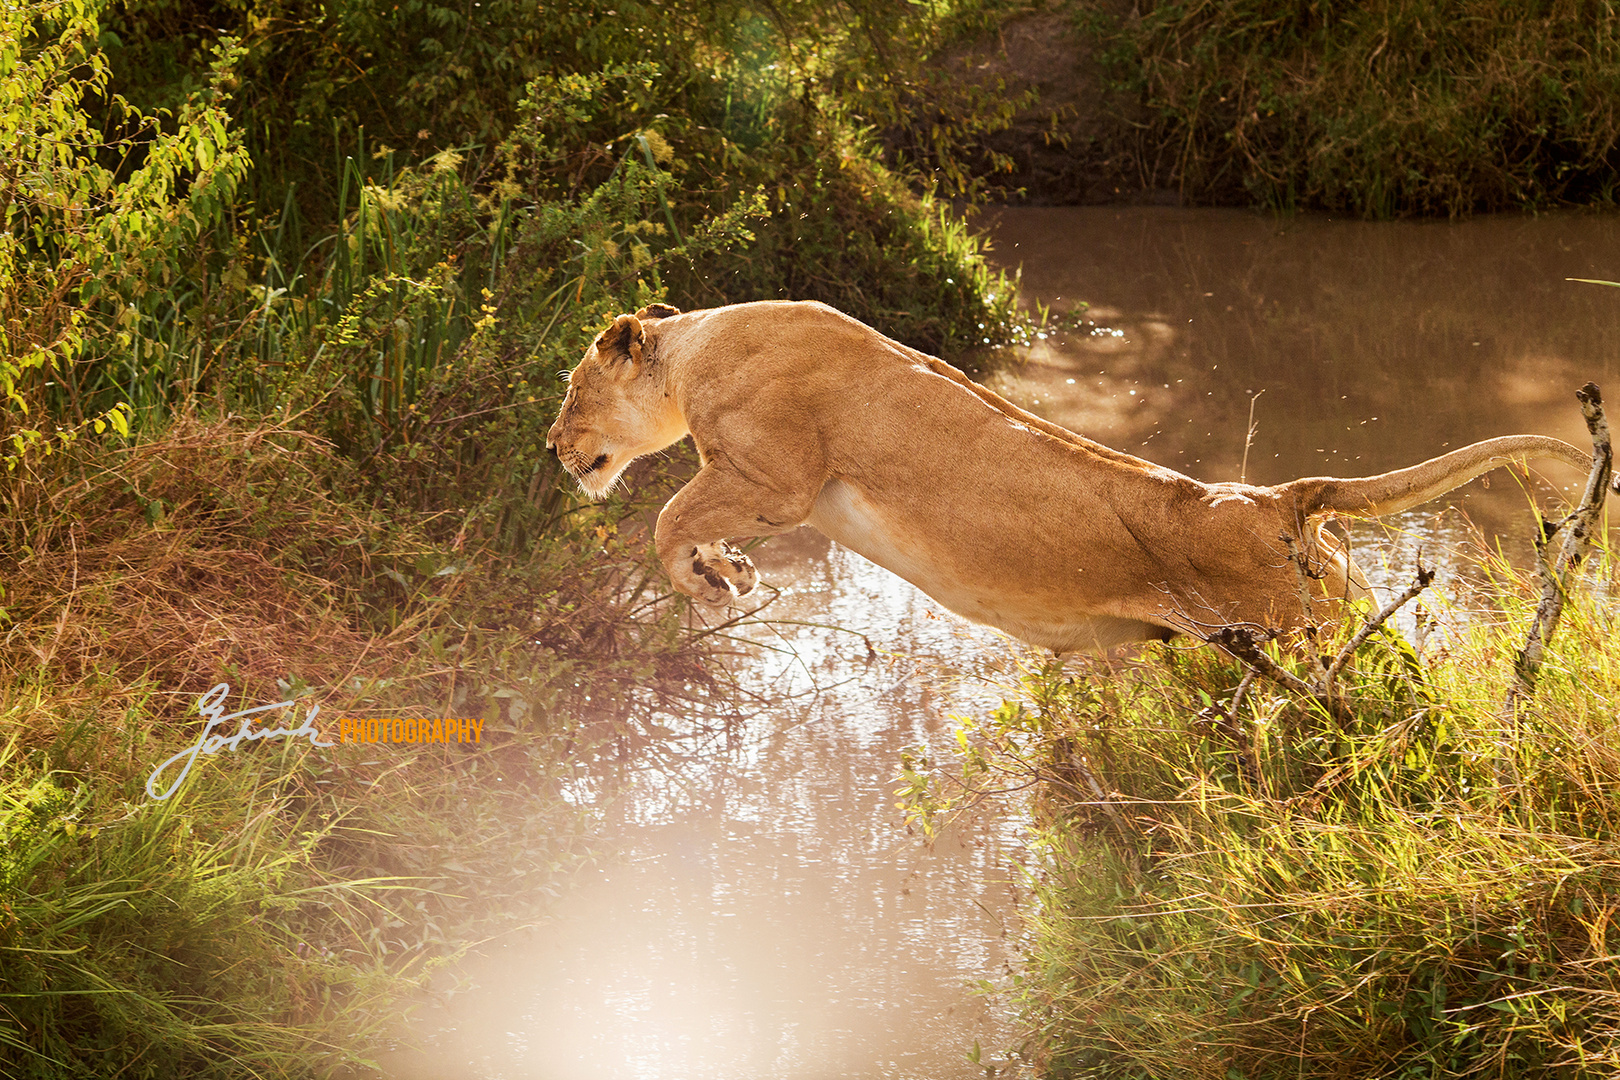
[{"left": 1205, "top": 558, "right": 1432, "bottom": 724}]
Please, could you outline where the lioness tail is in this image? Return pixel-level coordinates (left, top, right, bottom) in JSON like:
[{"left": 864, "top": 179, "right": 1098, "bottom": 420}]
[{"left": 1281, "top": 435, "right": 1599, "bottom": 517}]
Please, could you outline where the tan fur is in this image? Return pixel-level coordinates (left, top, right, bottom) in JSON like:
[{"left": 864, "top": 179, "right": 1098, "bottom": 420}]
[{"left": 546, "top": 300, "right": 1595, "bottom": 652}]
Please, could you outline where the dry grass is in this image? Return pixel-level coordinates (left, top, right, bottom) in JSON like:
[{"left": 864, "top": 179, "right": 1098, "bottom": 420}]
[
  {"left": 0, "top": 415, "right": 419, "bottom": 730},
  {"left": 0, "top": 410, "right": 711, "bottom": 1077}
]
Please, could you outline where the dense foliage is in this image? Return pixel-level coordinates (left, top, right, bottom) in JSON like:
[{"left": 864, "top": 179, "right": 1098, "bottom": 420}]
[{"left": 1075, "top": 0, "right": 1620, "bottom": 215}]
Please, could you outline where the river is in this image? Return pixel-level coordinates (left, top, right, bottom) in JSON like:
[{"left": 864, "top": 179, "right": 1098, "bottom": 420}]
[{"left": 371, "top": 207, "right": 1620, "bottom": 1079}]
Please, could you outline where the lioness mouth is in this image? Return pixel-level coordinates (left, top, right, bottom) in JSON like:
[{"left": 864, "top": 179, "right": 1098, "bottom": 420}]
[{"left": 582, "top": 453, "right": 610, "bottom": 474}]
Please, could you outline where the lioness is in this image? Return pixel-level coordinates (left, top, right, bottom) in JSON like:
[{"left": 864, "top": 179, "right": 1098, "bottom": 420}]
[{"left": 547, "top": 300, "right": 1597, "bottom": 652}]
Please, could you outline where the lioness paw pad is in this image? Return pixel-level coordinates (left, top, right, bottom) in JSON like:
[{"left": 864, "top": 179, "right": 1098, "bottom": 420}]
[{"left": 681, "top": 541, "right": 758, "bottom": 606}]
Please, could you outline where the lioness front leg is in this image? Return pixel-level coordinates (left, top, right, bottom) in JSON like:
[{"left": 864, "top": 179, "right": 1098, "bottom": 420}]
[{"left": 655, "top": 462, "right": 818, "bottom": 607}]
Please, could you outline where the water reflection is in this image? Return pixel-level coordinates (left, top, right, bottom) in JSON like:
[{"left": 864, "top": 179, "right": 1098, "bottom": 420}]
[{"left": 371, "top": 542, "right": 1027, "bottom": 1080}]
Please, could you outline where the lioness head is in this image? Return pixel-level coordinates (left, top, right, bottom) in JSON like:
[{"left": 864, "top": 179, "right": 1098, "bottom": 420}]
[{"left": 546, "top": 309, "right": 686, "bottom": 499}]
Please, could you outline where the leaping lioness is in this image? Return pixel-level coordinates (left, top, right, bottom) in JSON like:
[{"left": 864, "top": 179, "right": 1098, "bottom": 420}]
[{"left": 546, "top": 300, "right": 1596, "bottom": 652}]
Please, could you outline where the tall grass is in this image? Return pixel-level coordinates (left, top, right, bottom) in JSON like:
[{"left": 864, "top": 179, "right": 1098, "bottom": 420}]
[
  {"left": 1, "top": 727, "right": 377, "bottom": 1078},
  {"left": 1076, "top": 0, "right": 1620, "bottom": 215},
  {"left": 913, "top": 544, "right": 1620, "bottom": 1078}
]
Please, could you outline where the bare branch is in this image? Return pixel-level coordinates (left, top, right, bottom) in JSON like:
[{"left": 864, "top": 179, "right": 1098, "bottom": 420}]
[
  {"left": 1226, "top": 668, "right": 1258, "bottom": 733},
  {"left": 1205, "top": 625, "right": 1321, "bottom": 701},
  {"left": 1325, "top": 560, "right": 1435, "bottom": 685},
  {"left": 1240, "top": 389, "right": 1265, "bottom": 484},
  {"left": 1206, "top": 552, "right": 1432, "bottom": 726},
  {"left": 1508, "top": 381, "right": 1612, "bottom": 712}
]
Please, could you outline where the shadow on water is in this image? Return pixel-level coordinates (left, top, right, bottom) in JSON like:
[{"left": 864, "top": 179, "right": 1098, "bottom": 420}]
[{"left": 370, "top": 208, "right": 1620, "bottom": 1078}]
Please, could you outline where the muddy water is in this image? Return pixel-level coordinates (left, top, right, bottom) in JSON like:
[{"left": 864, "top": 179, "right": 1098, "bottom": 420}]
[{"left": 374, "top": 209, "right": 1620, "bottom": 1078}]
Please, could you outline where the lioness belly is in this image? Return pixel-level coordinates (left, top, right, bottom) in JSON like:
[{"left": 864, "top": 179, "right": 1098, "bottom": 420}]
[{"left": 806, "top": 479, "right": 1169, "bottom": 651}]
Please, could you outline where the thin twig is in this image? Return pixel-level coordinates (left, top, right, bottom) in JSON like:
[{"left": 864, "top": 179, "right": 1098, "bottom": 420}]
[
  {"left": 1324, "top": 561, "right": 1435, "bottom": 685},
  {"left": 1279, "top": 532, "right": 1318, "bottom": 631},
  {"left": 1279, "top": 530, "right": 1334, "bottom": 697},
  {"left": 1240, "top": 389, "right": 1264, "bottom": 484}
]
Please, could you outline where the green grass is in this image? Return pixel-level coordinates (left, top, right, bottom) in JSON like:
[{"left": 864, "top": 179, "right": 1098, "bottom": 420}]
[{"left": 912, "top": 544, "right": 1620, "bottom": 1078}]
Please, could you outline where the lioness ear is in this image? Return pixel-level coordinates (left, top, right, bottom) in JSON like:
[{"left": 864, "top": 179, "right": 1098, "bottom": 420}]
[
  {"left": 633, "top": 302, "right": 681, "bottom": 321},
  {"left": 594, "top": 313, "right": 646, "bottom": 377}
]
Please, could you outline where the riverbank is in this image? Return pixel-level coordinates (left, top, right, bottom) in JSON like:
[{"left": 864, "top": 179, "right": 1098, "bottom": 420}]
[
  {"left": 2, "top": 0, "right": 1034, "bottom": 1072},
  {"left": 946, "top": 3, "right": 1620, "bottom": 215}
]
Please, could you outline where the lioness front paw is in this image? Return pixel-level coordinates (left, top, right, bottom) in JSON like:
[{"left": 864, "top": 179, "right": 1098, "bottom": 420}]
[{"left": 678, "top": 541, "right": 759, "bottom": 607}]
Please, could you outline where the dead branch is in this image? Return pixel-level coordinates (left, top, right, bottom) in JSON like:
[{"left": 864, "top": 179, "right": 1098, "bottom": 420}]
[
  {"left": 1280, "top": 530, "right": 1336, "bottom": 694},
  {"left": 1324, "top": 561, "right": 1435, "bottom": 686},
  {"left": 1279, "top": 532, "right": 1320, "bottom": 632},
  {"left": 1506, "top": 381, "right": 1613, "bottom": 713},
  {"left": 1205, "top": 558, "right": 1434, "bottom": 725},
  {"left": 1205, "top": 625, "right": 1327, "bottom": 702},
  {"left": 1226, "top": 668, "right": 1258, "bottom": 733}
]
